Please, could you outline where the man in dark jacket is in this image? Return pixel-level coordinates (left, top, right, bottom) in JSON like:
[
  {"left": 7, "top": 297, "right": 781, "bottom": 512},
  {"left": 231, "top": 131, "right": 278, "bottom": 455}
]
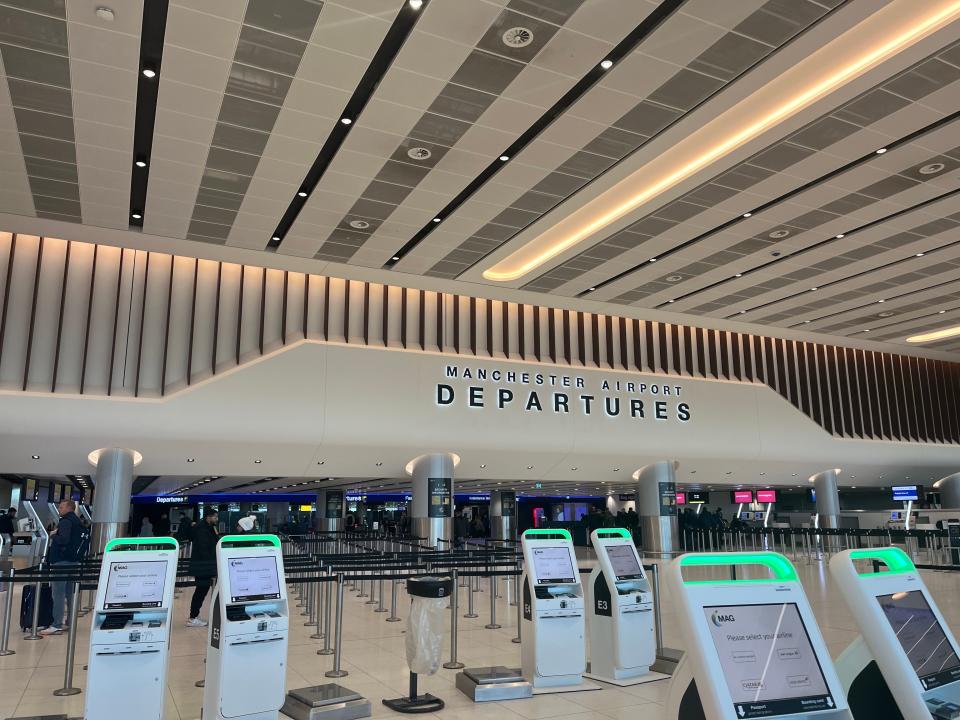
[
  {"left": 187, "top": 511, "right": 219, "bottom": 627},
  {"left": 41, "top": 499, "right": 83, "bottom": 634},
  {"left": 0, "top": 507, "right": 15, "bottom": 557}
]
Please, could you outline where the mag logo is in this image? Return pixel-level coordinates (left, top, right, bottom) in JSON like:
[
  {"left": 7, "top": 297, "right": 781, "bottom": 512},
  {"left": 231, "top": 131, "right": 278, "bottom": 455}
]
[{"left": 711, "top": 611, "right": 736, "bottom": 627}]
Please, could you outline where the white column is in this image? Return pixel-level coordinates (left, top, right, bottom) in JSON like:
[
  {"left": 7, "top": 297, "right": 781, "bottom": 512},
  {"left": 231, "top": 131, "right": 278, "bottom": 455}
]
[
  {"left": 406, "top": 453, "right": 457, "bottom": 549},
  {"left": 811, "top": 468, "right": 841, "bottom": 529},
  {"left": 88, "top": 447, "right": 141, "bottom": 550},
  {"left": 936, "top": 473, "right": 960, "bottom": 508},
  {"left": 315, "top": 488, "right": 345, "bottom": 532},
  {"left": 633, "top": 460, "right": 678, "bottom": 556}
]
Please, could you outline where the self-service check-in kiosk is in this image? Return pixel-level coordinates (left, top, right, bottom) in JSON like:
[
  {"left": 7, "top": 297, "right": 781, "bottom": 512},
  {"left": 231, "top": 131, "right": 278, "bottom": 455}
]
[
  {"left": 585, "top": 528, "right": 657, "bottom": 685},
  {"left": 203, "top": 534, "right": 289, "bottom": 720},
  {"left": 666, "top": 552, "right": 852, "bottom": 720},
  {"left": 831, "top": 547, "right": 960, "bottom": 720},
  {"left": 85, "top": 537, "right": 179, "bottom": 720},
  {"left": 520, "top": 528, "right": 590, "bottom": 690}
]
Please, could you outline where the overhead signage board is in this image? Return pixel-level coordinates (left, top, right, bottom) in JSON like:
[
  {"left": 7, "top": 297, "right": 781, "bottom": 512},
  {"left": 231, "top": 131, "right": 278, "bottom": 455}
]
[
  {"left": 687, "top": 491, "right": 707, "bottom": 504},
  {"left": 676, "top": 492, "right": 686, "bottom": 505},
  {"left": 756, "top": 489, "right": 777, "bottom": 503},
  {"left": 731, "top": 490, "right": 754, "bottom": 504},
  {"left": 892, "top": 485, "right": 919, "bottom": 501}
]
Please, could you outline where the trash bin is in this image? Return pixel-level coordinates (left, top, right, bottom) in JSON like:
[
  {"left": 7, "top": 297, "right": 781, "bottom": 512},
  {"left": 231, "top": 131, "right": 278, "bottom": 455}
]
[{"left": 383, "top": 576, "right": 453, "bottom": 713}]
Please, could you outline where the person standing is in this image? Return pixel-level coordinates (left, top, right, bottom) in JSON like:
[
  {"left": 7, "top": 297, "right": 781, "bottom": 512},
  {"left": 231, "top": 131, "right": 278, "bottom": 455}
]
[
  {"left": 187, "top": 511, "right": 219, "bottom": 627},
  {"left": 41, "top": 499, "right": 83, "bottom": 634},
  {"left": 140, "top": 515, "right": 154, "bottom": 537},
  {"left": 0, "top": 507, "right": 15, "bottom": 557}
]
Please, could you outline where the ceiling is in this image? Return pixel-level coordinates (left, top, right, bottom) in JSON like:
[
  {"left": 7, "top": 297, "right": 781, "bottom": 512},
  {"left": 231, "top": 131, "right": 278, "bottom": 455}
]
[{"left": 1, "top": 0, "right": 960, "bottom": 357}]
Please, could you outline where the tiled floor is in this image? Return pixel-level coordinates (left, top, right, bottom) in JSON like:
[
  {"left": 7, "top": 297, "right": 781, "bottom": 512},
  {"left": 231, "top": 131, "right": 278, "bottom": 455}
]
[{"left": 1, "top": 552, "right": 958, "bottom": 719}]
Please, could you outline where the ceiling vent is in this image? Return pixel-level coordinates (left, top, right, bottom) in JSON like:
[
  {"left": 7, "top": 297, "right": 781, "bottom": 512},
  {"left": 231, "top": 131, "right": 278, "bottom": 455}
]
[
  {"left": 769, "top": 229, "right": 790, "bottom": 239},
  {"left": 666, "top": 274, "right": 684, "bottom": 282},
  {"left": 877, "top": 310, "right": 895, "bottom": 318},
  {"left": 407, "top": 146, "right": 432, "bottom": 160},
  {"left": 919, "top": 162, "right": 945, "bottom": 175},
  {"left": 502, "top": 27, "right": 534, "bottom": 48},
  {"left": 349, "top": 219, "right": 370, "bottom": 230}
]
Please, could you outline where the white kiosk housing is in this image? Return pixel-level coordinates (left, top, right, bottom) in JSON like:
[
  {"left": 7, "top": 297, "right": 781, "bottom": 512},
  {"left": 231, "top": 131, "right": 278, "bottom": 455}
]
[
  {"left": 203, "top": 533, "right": 289, "bottom": 720},
  {"left": 830, "top": 547, "right": 960, "bottom": 720},
  {"left": 586, "top": 528, "right": 656, "bottom": 684},
  {"left": 520, "top": 528, "right": 586, "bottom": 688},
  {"left": 85, "top": 536, "right": 179, "bottom": 720},
  {"left": 665, "top": 552, "right": 852, "bottom": 720}
]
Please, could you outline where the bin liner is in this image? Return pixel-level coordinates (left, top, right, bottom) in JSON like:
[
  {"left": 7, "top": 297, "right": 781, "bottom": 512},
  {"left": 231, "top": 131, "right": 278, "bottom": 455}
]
[{"left": 405, "top": 594, "right": 448, "bottom": 675}]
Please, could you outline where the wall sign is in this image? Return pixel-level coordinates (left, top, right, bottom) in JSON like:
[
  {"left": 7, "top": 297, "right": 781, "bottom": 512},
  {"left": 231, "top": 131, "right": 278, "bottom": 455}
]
[
  {"left": 437, "top": 365, "right": 691, "bottom": 423},
  {"left": 428, "top": 477, "right": 452, "bottom": 518},
  {"left": 619, "top": 493, "right": 636, "bottom": 502},
  {"left": 659, "top": 482, "right": 677, "bottom": 515},
  {"left": 325, "top": 490, "right": 344, "bottom": 519},
  {"left": 500, "top": 490, "right": 516, "bottom": 517}
]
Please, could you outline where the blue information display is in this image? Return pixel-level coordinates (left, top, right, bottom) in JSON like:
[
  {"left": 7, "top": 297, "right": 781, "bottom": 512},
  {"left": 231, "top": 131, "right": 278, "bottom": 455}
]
[{"left": 892, "top": 485, "right": 920, "bottom": 501}]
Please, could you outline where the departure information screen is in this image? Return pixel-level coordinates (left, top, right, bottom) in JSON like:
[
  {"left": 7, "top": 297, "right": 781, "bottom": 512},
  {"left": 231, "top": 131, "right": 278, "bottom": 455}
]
[
  {"left": 606, "top": 544, "right": 643, "bottom": 580},
  {"left": 103, "top": 560, "right": 167, "bottom": 609},
  {"left": 531, "top": 546, "right": 576, "bottom": 585},
  {"left": 703, "top": 603, "right": 835, "bottom": 718},
  {"left": 877, "top": 590, "right": 960, "bottom": 690},
  {"left": 228, "top": 556, "right": 281, "bottom": 603}
]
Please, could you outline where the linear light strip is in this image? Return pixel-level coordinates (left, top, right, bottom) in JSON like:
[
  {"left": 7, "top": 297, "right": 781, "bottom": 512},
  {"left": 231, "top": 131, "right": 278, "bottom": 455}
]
[
  {"left": 128, "top": 0, "right": 169, "bottom": 227},
  {"left": 483, "top": 0, "right": 960, "bottom": 282},
  {"left": 906, "top": 326, "right": 960, "bottom": 343},
  {"left": 581, "top": 109, "right": 960, "bottom": 299},
  {"left": 383, "top": 0, "right": 684, "bottom": 267},
  {"left": 267, "top": 1, "right": 428, "bottom": 250}
]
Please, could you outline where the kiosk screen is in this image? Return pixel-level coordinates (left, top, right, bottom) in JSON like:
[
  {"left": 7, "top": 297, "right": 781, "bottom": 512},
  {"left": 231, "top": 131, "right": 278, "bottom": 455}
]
[
  {"left": 228, "top": 556, "right": 281, "bottom": 602},
  {"left": 531, "top": 546, "right": 576, "bottom": 584},
  {"left": 877, "top": 590, "right": 960, "bottom": 690},
  {"left": 606, "top": 544, "right": 643, "bottom": 580},
  {"left": 103, "top": 560, "right": 167, "bottom": 609},
  {"left": 703, "top": 603, "right": 835, "bottom": 718}
]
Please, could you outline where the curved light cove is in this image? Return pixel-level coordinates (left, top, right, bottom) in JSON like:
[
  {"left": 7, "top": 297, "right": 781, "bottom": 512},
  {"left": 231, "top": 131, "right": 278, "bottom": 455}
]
[
  {"left": 906, "top": 325, "right": 960, "bottom": 343},
  {"left": 482, "top": 0, "right": 960, "bottom": 283}
]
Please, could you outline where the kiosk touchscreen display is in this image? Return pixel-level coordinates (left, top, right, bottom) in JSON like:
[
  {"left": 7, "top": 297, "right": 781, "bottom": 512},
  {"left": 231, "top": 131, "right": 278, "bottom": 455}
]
[
  {"left": 703, "top": 603, "right": 835, "bottom": 718},
  {"left": 228, "top": 556, "right": 281, "bottom": 603},
  {"left": 606, "top": 544, "right": 643, "bottom": 580},
  {"left": 877, "top": 590, "right": 960, "bottom": 690},
  {"left": 531, "top": 546, "right": 576, "bottom": 584},
  {"left": 103, "top": 560, "right": 167, "bottom": 609}
]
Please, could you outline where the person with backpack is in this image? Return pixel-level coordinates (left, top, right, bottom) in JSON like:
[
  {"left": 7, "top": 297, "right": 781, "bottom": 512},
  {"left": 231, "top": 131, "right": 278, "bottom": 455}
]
[
  {"left": 41, "top": 499, "right": 83, "bottom": 634},
  {"left": 187, "top": 510, "right": 219, "bottom": 627}
]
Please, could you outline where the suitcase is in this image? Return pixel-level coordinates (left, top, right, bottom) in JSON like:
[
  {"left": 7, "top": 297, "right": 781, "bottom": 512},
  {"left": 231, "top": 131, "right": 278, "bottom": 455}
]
[{"left": 19, "top": 583, "right": 54, "bottom": 630}]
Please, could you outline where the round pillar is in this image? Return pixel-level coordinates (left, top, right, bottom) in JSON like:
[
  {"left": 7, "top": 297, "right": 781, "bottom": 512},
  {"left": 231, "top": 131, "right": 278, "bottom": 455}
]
[
  {"left": 406, "top": 453, "right": 457, "bottom": 549},
  {"left": 812, "top": 468, "right": 841, "bottom": 529},
  {"left": 936, "top": 473, "right": 960, "bottom": 508},
  {"left": 633, "top": 460, "right": 678, "bottom": 556},
  {"left": 315, "top": 488, "right": 345, "bottom": 532},
  {"left": 88, "top": 448, "right": 141, "bottom": 551},
  {"left": 489, "top": 489, "right": 517, "bottom": 541}
]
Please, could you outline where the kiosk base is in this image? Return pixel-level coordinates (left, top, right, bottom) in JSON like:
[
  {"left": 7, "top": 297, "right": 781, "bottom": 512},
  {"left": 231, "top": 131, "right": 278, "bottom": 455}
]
[
  {"left": 651, "top": 647, "right": 683, "bottom": 676},
  {"left": 531, "top": 680, "right": 602, "bottom": 695},
  {"left": 281, "top": 684, "right": 372, "bottom": 720},
  {"left": 584, "top": 668, "right": 670, "bottom": 687},
  {"left": 455, "top": 666, "right": 532, "bottom": 702}
]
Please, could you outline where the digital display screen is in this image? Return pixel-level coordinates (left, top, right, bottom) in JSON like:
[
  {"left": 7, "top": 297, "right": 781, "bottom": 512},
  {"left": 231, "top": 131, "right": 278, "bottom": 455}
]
[
  {"left": 606, "top": 543, "right": 643, "bottom": 580},
  {"left": 676, "top": 492, "right": 686, "bottom": 505},
  {"left": 893, "top": 485, "right": 919, "bottom": 501},
  {"left": 704, "top": 603, "right": 835, "bottom": 718},
  {"left": 228, "top": 556, "right": 281, "bottom": 603},
  {"left": 877, "top": 590, "right": 960, "bottom": 691},
  {"left": 103, "top": 560, "right": 167, "bottom": 609},
  {"left": 688, "top": 491, "right": 708, "bottom": 504},
  {"left": 531, "top": 546, "right": 576, "bottom": 585},
  {"left": 756, "top": 490, "right": 777, "bottom": 503},
  {"left": 732, "top": 491, "right": 754, "bottom": 504}
]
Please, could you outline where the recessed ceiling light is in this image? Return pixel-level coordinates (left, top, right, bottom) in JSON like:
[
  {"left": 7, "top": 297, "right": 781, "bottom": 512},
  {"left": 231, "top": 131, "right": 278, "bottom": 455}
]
[
  {"left": 613, "top": 468, "right": 620, "bottom": 472},
  {"left": 878, "top": 299, "right": 885, "bottom": 303},
  {"left": 571, "top": 467, "right": 578, "bottom": 471},
  {"left": 298, "top": 191, "right": 308, "bottom": 197},
  {"left": 131, "top": 212, "right": 142, "bottom": 219},
  {"left": 803, "top": 320, "right": 811, "bottom": 324},
  {"left": 875, "top": 147, "right": 887, "bottom": 154},
  {"left": 760, "top": 472, "right": 766, "bottom": 476},
  {"left": 863, "top": 328, "right": 870, "bottom": 332},
  {"left": 835, "top": 234, "right": 845, "bottom": 239},
  {"left": 735, "top": 273, "right": 742, "bottom": 278},
  {"left": 392, "top": 256, "right": 400, "bottom": 261},
  {"left": 340, "top": 117, "right": 352, "bottom": 125},
  {"left": 499, "top": 155, "right": 510, "bottom": 161},
  {"left": 599, "top": 59, "right": 613, "bottom": 70},
  {"left": 739, "top": 310, "right": 746, "bottom": 314},
  {"left": 31, "top": 454, "right": 39, "bottom": 459},
  {"left": 667, "top": 299, "right": 675, "bottom": 303},
  {"left": 135, "top": 158, "right": 147, "bottom": 168},
  {"left": 907, "top": 324, "right": 960, "bottom": 343},
  {"left": 254, "top": 459, "right": 262, "bottom": 464},
  {"left": 141, "top": 64, "right": 156, "bottom": 79},
  {"left": 649, "top": 257, "right": 657, "bottom": 262},
  {"left": 271, "top": 235, "right": 281, "bottom": 242},
  {"left": 810, "top": 287, "right": 818, "bottom": 291},
  {"left": 317, "top": 460, "right": 324, "bottom": 465},
  {"left": 376, "top": 462, "right": 383, "bottom": 467},
  {"left": 916, "top": 252, "right": 925, "bottom": 257},
  {"left": 408, "top": 0, "right": 423, "bottom": 9},
  {"left": 742, "top": 212, "right": 752, "bottom": 218},
  {"left": 527, "top": 465, "right": 533, "bottom": 470},
  {"left": 480, "top": 464, "right": 486, "bottom": 468},
  {"left": 432, "top": 217, "right": 441, "bottom": 223},
  {"left": 187, "top": 458, "right": 195, "bottom": 463},
  {"left": 95, "top": 6, "right": 115, "bottom": 21},
  {"left": 588, "top": 287, "right": 596, "bottom": 292}
]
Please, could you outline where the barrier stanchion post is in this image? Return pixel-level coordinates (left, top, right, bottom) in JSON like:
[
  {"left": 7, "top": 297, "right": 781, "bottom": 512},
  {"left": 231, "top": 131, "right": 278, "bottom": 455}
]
[
  {"left": 386, "top": 579, "right": 401, "bottom": 623},
  {"left": 512, "top": 570, "right": 521, "bottom": 644},
  {"left": 443, "top": 569, "right": 464, "bottom": 669},
  {"left": 25, "top": 570, "right": 44, "bottom": 641},
  {"left": 375, "top": 578, "right": 388, "bottom": 613},
  {"left": 318, "top": 570, "right": 334, "bottom": 655},
  {"left": 650, "top": 563, "right": 664, "bottom": 656},
  {"left": 53, "top": 580, "right": 82, "bottom": 696},
  {"left": 0, "top": 568, "right": 16, "bottom": 655},
  {"left": 464, "top": 572, "right": 478, "bottom": 619},
  {"left": 484, "top": 575, "right": 500, "bottom": 629},
  {"left": 325, "top": 574, "right": 348, "bottom": 678}
]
